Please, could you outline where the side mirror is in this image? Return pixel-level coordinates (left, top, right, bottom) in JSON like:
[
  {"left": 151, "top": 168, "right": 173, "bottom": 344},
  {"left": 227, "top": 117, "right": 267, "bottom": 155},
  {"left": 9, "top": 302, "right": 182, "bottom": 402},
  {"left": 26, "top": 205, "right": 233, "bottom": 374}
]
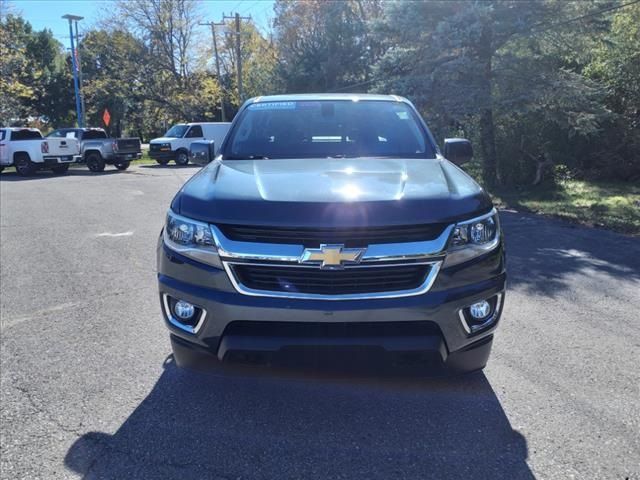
[
  {"left": 443, "top": 138, "right": 473, "bottom": 165},
  {"left": 189, "top": 140, "right": 215, "bottom": 166}
]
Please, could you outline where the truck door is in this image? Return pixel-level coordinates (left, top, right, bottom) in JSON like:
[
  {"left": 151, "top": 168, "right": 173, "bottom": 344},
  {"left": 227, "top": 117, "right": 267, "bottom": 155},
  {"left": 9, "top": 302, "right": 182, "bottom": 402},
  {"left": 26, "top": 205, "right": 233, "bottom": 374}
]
[{"left": 0, "top": 130, "right": 7, "bottom": 165}]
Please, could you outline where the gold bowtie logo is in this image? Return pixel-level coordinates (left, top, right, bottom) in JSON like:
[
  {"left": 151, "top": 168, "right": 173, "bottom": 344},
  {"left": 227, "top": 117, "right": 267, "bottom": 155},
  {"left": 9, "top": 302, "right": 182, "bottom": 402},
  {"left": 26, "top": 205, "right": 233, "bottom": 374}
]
[{"left": 300, "top": 244, "right": 366, "bottom": 269}]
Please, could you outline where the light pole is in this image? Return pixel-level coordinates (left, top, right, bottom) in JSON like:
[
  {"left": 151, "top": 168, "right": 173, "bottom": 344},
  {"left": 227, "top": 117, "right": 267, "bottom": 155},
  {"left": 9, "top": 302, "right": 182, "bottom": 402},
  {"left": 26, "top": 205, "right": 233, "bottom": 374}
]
[
  {"left": 62, "top": 14, "right": 84, "bottom": 127},
  {"left": 73, "top": 19, "right": 86, "bottom": 126}
]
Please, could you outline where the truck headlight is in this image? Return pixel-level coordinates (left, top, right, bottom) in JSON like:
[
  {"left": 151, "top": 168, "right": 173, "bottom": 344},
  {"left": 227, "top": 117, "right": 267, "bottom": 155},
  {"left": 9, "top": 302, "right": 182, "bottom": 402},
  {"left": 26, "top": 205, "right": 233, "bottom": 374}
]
[
  {"left": 163, "top": 210, "right": 222, "bottom": 268},
  {"left": 444, "top": 209, "right": 500, "bottom": 267}
]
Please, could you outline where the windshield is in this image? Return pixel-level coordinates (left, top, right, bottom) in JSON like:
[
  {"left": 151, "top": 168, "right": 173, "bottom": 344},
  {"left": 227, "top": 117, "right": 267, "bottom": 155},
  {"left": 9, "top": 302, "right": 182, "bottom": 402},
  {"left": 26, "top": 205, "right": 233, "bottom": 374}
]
[
  {"left": 164, "top": 124, "right": 189, "bottom": 138},
  {"left": 225, "top": 100, "right": 435, "bottom": 159}
]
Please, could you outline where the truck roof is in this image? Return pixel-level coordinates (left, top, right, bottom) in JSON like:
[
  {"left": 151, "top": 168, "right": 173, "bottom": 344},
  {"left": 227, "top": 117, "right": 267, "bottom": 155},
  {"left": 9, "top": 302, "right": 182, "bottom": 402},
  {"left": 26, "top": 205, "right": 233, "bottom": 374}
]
[
  {"left": 248, "top": 93, "right": 410, "bottom": 104},
  {"left": 1, "top": 127, "right": 41, "bottom": 131},
  {"left": 54, "top": 127, "right": 105, "bottom": 131}
]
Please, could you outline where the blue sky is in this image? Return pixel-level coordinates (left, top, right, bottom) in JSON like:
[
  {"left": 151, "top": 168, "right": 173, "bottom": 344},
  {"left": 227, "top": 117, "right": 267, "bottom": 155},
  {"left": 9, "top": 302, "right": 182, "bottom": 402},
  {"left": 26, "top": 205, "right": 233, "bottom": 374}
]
[{"left": 9, "top": 0, "right": 275, "bottom": 45}]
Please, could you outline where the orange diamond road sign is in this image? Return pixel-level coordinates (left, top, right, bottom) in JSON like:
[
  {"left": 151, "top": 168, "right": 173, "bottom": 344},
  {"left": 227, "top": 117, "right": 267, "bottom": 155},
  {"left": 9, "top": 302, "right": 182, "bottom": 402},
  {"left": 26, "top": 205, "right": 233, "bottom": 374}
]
[{"left": 102, "top": 108, "right": 111, "bottom": 127}]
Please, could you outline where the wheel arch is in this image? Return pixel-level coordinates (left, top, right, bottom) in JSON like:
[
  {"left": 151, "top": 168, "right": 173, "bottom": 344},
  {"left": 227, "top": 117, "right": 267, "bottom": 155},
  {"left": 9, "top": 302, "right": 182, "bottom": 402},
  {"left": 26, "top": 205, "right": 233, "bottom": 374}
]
[
  {"left": 84, "top": 149, "right": 102, "bottom": 159},
  {"left": 13, "top": 151, "right": 32, "bottom": 162}
]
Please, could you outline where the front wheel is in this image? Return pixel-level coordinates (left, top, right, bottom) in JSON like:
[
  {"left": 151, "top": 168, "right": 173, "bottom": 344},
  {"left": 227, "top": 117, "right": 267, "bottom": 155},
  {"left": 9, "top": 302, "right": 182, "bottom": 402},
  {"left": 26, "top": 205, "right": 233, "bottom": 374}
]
[
  {"left": 175, "top": 150, "right": 189, "bottom": 166},
  {"left": 156, "top": 158, "right": 169, "bottom": 166},
  {"left": 86, "top": 152, "right": 105, "bottom": 172},
  {"left": 114, "top": 161, "right": 130, "bottom": 171},
  {"left": 51, "top": 164, "right": 69, "bottom": 175},
  {"left": 15, "top": 154, "right": 36, "bottom": 177}
]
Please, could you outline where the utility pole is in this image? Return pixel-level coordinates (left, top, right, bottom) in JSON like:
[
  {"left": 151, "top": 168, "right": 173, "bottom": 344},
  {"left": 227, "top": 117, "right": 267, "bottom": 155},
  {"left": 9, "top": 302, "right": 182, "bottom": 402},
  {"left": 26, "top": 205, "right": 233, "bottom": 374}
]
[
  {"left": 62, "top": 14, "right": 84, "bottom": 127},
  {"left": 73, "top": 20, "right": 86, "bottom": 127},
  {"left": 199, "top": 21, "right": 227, "bottom": 122},
  {"left": 223, "top": 12, "right": 251, "bottom": 104}
]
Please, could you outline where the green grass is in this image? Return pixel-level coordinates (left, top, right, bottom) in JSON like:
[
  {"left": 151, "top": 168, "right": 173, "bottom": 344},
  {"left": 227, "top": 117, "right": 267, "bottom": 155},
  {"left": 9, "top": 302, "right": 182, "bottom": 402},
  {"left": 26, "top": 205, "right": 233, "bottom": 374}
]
[{"left": 491, "top": 180, "right": 640, "bottom": 235}]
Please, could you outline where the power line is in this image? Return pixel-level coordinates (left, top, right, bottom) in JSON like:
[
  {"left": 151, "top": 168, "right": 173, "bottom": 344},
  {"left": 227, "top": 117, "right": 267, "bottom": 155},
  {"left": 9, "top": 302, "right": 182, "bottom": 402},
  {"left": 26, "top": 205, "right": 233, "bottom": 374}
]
[
  {"left": 526, "top": 0, "right": 640, "bottom": 34},
  {"left": 239, "top": 1, "right": 260, "bottom": 16}
]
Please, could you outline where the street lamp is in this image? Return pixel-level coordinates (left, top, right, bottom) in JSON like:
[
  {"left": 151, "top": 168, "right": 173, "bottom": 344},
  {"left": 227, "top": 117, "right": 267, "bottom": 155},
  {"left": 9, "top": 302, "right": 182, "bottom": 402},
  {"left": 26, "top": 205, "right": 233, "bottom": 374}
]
[{"left": 62, "top": 14, "right": 84, "bottom": 127}]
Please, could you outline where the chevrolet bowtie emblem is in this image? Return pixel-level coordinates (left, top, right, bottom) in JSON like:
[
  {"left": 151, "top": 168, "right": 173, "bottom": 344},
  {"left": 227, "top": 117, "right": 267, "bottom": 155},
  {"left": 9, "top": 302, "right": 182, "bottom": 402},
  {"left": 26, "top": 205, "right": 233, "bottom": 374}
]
[{"left": 300, "top": 244, "right": 366, "bottom": 269}]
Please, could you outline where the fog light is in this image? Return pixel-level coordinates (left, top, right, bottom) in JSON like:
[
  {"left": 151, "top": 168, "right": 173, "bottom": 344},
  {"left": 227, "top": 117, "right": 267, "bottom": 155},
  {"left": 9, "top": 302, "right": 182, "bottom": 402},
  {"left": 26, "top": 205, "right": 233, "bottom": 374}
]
[
  {"left": 469, "top": 300, "right": 491, "bottom": 320},
  {"left": 174, "top": 300, "right": 195, "bottom": 320}
]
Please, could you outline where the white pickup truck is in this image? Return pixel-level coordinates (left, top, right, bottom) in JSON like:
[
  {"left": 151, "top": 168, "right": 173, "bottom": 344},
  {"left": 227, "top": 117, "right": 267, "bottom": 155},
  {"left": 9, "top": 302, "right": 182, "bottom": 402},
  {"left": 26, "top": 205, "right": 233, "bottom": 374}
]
[{"left": 0, "top": 127, "right": 81, "bottom": 176}]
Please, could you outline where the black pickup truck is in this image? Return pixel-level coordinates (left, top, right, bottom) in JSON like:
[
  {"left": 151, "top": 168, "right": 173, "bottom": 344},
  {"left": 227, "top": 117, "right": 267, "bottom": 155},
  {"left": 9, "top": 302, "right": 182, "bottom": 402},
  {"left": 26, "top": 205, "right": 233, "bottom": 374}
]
[
  {"left": 157, "top": 94, "right": 506, "bottom": 374},
  {"left": 47, "top": 128, "right": 142, "bottom": 172}
]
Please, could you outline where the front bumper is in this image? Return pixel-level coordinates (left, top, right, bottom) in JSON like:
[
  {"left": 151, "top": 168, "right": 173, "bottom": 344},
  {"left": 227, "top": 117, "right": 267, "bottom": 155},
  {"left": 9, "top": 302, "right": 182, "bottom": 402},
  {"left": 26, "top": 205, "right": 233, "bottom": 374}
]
[
  {"left": 149, "top": 150, "right": 174, "bottom": 161},
  {"left": 157, "top": 238, "right": 506, "bottom": 373}
]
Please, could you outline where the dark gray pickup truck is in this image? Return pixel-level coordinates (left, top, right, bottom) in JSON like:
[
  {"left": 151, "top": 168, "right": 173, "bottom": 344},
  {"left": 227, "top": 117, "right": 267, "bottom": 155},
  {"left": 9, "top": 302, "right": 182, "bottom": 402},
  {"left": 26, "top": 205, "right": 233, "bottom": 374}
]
[
  {"left": 47, "top": 128, "right": 141, "bottom": 172},
  {"left": 158, "top": 94, "right": 506, "bottom": 374}
]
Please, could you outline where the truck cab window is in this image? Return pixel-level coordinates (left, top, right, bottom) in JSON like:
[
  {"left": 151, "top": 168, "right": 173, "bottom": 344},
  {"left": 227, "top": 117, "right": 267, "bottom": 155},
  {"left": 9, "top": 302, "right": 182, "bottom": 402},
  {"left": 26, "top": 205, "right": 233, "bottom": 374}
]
[
  {"left": 186, "top": 126, "right": 203, "bottom": 138},
  {"left": 11, "top": 130, "right": 43, "bottom": 141},
  {"left": 82, "top": 130, "right": 108, "bottom": 140}
]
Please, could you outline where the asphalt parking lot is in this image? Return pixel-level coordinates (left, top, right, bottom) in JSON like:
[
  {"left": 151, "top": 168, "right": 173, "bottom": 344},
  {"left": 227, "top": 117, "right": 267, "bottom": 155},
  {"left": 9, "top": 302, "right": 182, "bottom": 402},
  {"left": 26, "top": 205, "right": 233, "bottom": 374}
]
[{"left": 1, "top": 165, "right": 638, "bottom": 479}]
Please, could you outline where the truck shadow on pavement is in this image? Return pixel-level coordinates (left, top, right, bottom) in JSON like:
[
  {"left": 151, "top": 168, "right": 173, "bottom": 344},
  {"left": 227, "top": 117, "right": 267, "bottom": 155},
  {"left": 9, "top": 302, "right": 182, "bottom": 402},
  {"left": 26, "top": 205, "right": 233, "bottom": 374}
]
[
  {"left": 0, "top": 169, "right": 125, "bottom": 180},
  {"left": 138, "top": 164, "right": 202, "bottom": 169},
  {"left": 64, "top": 358, "right": 534, "bottom": 479},
  {"left": 500, "top": 210, "right": 640, "bottom": 297}
]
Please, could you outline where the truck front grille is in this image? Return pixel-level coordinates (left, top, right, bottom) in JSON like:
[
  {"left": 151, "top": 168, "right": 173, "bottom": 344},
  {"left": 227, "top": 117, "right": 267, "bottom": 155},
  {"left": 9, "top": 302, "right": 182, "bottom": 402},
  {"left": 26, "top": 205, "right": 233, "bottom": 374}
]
[
  {"left": 217, "top": 224, "right": 447, "bottom": 248},
  {"left": 230, "top": 263, "right": 431, "bottom": 296}
]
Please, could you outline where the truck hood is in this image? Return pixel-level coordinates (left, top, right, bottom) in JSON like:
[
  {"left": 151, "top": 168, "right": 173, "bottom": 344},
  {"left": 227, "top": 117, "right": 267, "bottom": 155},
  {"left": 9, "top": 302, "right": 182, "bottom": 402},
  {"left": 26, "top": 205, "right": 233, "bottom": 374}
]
[
  {"left": 150, "top": 137, "right": 177, "bottom": 144},
  {"left": 174, "top": 157, "right": 493, "bottom": 227}
]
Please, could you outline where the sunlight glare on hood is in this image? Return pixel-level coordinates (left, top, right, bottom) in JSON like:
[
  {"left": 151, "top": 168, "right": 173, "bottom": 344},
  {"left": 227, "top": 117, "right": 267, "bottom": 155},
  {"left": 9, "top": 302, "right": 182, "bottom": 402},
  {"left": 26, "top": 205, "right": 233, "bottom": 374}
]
[{"left": 336, "top": 183, "right": 362, "bottom": 200}]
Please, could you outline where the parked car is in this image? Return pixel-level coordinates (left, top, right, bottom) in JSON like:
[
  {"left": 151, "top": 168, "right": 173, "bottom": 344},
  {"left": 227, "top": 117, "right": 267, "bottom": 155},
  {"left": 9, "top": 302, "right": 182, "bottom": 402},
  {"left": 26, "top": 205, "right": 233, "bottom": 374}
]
[
  {"left": 157, "top": 94, "right": 506, "bottom": 374},
  {"left": 149, "top": 122, "right": 231, "bottom": 166},
  {"left": 0, "top": 127, "right": 80, "bottom": 176},
  {"left": 47, "top": 128, "right": 141, "bottom": 172}
]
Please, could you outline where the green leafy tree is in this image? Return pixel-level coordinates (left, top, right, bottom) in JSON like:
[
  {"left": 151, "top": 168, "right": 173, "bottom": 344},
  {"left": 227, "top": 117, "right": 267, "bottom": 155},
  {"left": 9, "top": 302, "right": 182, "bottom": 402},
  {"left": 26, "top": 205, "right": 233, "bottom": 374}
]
[
  {"left": 273, "top": 0, "right": 381, "bottom": 93},
  {"left": 0, "top": 14, "right": 74, "bottom": 127},
  {"left": 80, "top": 29, "right": 147, "bottom": 136},
  {"left": 584, "top": 3, "right": 640, "bottom": 180},
  {"left": 0, "top": 14, "right": 33, "bottom": 124},
  {"left": 372, "top": 1, "right": 611, "bottom": 187}
]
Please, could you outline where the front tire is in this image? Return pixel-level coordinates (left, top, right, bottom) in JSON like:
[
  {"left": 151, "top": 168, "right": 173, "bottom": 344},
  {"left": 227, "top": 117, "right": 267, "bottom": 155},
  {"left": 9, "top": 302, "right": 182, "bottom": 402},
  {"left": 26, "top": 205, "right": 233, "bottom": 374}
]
[
  {"left": 175, "top": 150, "right": 189, "bottom": 166},
  {"left": 51, "top": 164, "right": 69, "bottom": 175},
  {"left": 86, "top": 152, "right": 105, "bottom": 172},
  {"left": 114, "top": 161, "right": 130, "bottom": 171},
  {"left": 15, "top": 154, "right": 36, "bottom": 177},
  {"left": 156, "top": 158, "right": 169, "bottom": 166}
]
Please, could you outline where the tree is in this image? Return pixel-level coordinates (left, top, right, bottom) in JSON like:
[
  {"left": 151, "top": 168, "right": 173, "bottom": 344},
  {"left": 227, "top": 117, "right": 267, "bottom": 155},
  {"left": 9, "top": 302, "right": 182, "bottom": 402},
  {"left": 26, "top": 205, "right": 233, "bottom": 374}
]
[
  {"left": 0, "top": 14, "right": 33, "bottom": 124},
  {"left": 215, "top": 19, "right": 280, "bottom": 110},
  {"left": 80, "top": 29, "right": 147, "bottom": 135},
  {"left": 0, "top": 13, "right": 74, "bottom": 127},
  {"left": 108, "top": 0, "right": 224, "bottom": 129},
  {"left": 273, "top": 0, "right": 381, "bottom": 93},
  {"left": 372, "top": 1, "right": 610, "bottom": 187},
  {"left": 584, "top": 2, "right": 640, "bottom": 179}
]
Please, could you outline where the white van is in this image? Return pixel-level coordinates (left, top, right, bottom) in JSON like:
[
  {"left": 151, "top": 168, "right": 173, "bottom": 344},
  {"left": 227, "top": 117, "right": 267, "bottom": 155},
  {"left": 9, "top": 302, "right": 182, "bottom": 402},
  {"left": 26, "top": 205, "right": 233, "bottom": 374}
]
[{"left": 149, "top": 122, "right": 231, "bottom": 165}]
